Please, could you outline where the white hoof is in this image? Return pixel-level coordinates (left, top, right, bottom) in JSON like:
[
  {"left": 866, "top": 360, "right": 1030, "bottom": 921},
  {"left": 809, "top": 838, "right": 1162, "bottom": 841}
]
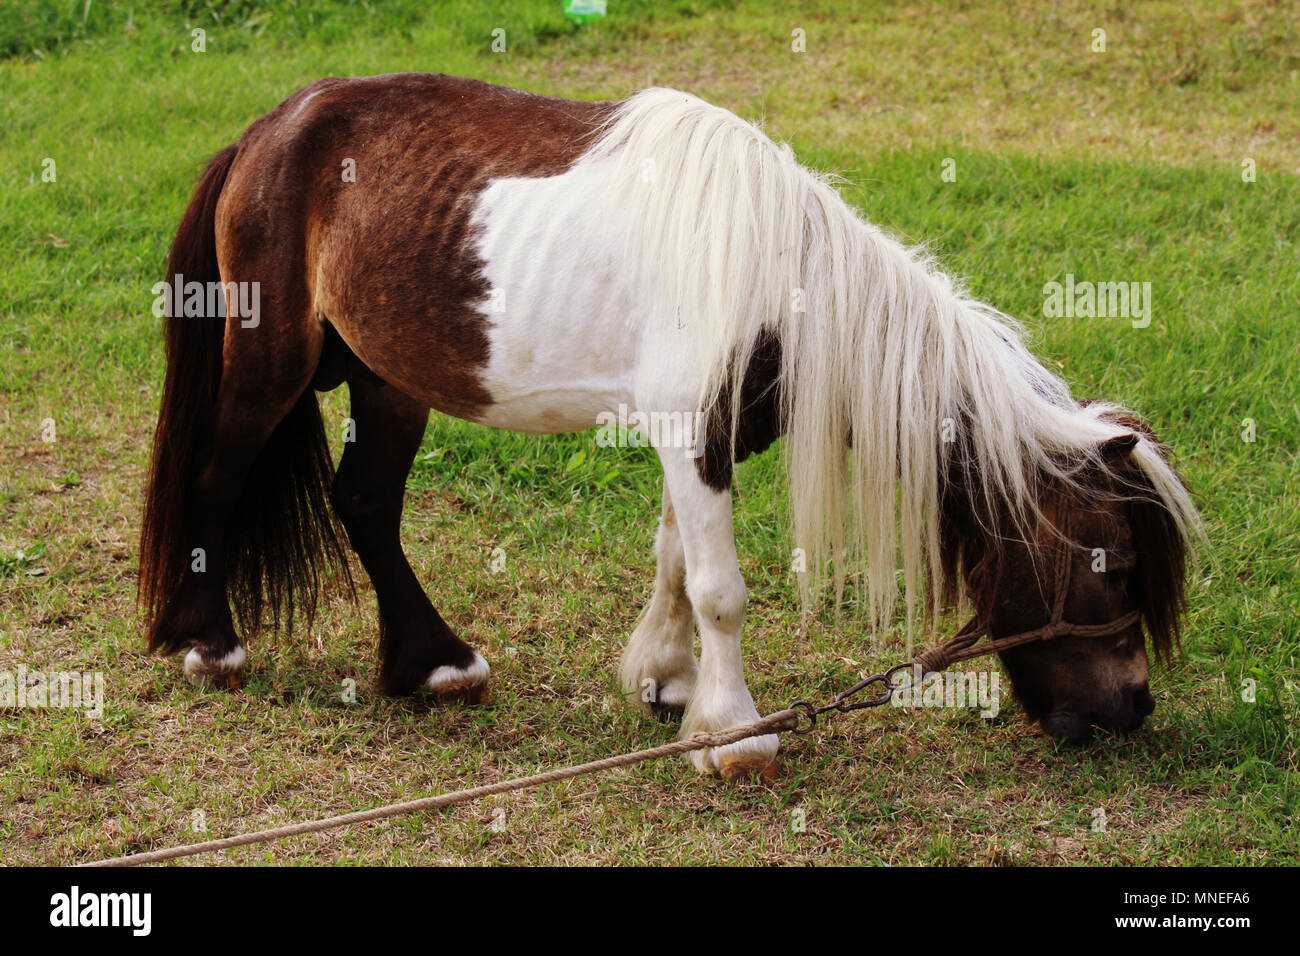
[
  {"left": 681, "top": 693, "right": 780, "bottom": 778},
  {"left": 183, "top": 645, "right": 246, "bottom": 687},
  {"left": 424, "top": 651, "right": 490, "bottom": 698},
  {"left": 686, "top": 732, "right": 781, "bottom": 778}
]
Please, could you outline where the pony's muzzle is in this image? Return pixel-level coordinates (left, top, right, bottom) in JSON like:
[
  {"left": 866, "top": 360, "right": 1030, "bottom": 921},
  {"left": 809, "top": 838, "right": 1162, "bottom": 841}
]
[{"left": 1041, "top": 681, "right": 1155, "bottom": 743}]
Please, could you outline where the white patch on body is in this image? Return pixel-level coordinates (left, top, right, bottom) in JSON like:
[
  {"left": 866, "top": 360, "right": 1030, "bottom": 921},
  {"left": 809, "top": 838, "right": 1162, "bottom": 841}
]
[{"left": 468, "top": 160, "right": 667, "bottom": 435}]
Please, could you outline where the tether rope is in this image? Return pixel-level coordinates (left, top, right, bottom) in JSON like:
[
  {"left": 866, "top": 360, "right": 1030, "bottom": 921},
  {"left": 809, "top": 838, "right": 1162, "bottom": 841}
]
[{"left": 82, "top": 709, "right": 800, "bottom": 867}]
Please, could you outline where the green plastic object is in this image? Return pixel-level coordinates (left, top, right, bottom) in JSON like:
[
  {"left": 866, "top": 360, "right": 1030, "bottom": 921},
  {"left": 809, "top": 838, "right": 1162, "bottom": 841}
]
[{"left": 564, "top": 1, "right": 608, "bottom": 23}]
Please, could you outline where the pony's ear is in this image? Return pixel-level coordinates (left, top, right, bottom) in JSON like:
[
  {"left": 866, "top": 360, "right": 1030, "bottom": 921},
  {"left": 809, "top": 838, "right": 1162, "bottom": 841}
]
[{"left": 1100, "top": 432, "right": 1139, "bottom": 463}]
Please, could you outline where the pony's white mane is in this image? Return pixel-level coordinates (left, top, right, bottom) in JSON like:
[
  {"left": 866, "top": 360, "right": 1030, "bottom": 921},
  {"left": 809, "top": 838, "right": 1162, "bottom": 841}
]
[{"left": 585, "top": 88, "right": 1199, "bottom": 636}]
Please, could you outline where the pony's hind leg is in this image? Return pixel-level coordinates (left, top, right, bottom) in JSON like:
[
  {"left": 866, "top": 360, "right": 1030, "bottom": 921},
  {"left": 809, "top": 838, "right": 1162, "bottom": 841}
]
[
  {"left": 620, "top": 486, "right": 698, "bottom": 713},
  {"left": 158, "top": 320, "right": 328, "bottom": 687},
  {"left": 656, "top": 451, "right": 779, "bottom": 778},
  {"left": 331, "top": 371, "right": 488, "bottom": 700},
  {"left": 144, "top": 144, "right": 352, "bottom": 688}
]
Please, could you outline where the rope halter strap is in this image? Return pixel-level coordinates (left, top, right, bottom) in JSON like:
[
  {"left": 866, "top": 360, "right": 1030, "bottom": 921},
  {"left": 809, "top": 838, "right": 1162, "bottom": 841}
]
[{"left": 915, "top": 507, "right": 1142, "bottom": 675}]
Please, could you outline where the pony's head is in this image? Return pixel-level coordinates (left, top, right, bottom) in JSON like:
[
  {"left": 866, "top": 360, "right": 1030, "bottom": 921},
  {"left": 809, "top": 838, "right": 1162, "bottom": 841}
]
[{"left": 944, "top": 428, "right": 1190, "bottom": 743}]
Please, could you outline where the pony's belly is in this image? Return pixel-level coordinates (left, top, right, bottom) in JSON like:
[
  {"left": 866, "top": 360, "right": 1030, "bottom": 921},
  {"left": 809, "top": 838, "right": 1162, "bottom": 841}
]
[
  {"left": 472, "top": 313, "right": 633, "bottom": 433},
  {"left": 468, "top": 162, "right": 646, "bottom": 436},
  {"left": 475, "top": 385, "right": 622, "bottom": 435}
]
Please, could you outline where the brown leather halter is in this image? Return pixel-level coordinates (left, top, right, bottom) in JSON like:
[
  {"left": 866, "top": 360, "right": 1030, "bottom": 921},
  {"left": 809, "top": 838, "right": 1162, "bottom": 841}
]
[{"left": 914, "top": 507, "right": 1142, "bottom": 675}]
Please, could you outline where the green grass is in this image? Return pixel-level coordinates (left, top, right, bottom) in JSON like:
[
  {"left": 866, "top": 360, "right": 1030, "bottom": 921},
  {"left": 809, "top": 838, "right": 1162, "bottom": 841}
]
[{"left": 1, "top": 0, "right": 1297, "bottom": 865}]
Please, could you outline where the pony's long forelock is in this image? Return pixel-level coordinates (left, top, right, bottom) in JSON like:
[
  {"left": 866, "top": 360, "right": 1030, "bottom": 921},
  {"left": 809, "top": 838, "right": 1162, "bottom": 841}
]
[{"left": 584, "top": 88, "right": 1200, "bottom": 639}]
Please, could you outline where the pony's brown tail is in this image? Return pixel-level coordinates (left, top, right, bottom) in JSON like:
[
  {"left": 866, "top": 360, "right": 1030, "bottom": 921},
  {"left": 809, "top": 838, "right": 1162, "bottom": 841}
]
[{"left": 139, "top": 145, "right": 351, "bottom": 652}]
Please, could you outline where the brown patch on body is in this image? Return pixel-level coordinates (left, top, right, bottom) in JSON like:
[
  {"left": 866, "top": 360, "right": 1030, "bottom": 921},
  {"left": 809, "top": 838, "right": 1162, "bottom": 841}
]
[
  {"left": 695, "top": 328, "right": 784, "bottom": 491},
  {"left": 221, "top": 73, "right": 617, "bottom": 421}
]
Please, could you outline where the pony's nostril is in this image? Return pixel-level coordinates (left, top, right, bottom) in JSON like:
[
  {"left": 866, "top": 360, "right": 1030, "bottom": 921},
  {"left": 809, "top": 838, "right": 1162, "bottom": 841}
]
[{"left": 1132, "top": 684, "right": 1155, "bottom": 718}]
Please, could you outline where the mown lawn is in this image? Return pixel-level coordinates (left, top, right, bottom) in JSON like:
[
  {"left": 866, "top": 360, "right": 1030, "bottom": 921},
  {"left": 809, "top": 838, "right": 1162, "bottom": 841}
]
[{"left": 0, "top": 0, "right": 1296, "bottom": 865}]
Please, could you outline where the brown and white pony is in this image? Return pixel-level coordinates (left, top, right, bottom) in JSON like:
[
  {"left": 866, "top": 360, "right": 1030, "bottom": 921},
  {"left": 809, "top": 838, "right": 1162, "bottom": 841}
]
[{"left": 139, "top": 74, "right": 1197, "bottom": 777}]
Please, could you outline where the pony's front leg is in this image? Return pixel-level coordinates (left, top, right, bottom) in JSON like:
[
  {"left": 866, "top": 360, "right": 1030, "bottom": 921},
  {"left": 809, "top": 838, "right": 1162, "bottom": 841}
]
[
  {"left": 657, "top": 452, "right": 779, "bottom": 778},
  {"left": 621, "top": 486, "right": 698, "bottom": 712}
]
